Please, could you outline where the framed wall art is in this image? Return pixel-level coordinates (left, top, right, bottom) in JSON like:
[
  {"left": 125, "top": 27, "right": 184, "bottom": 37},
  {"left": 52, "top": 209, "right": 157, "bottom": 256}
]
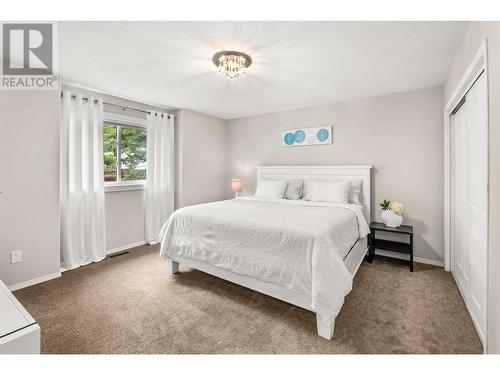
[{"left": 282, "top": 126, "right": 333, "bottom": 147}]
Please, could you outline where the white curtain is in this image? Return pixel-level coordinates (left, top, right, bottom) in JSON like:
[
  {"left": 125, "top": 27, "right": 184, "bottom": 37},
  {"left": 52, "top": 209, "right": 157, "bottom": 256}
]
[
  {"left": 60, "top": 91, "right": 106, "bottom": 270},
  {"left": 145, "top": 111, "right": 175, "bottom": 244}
]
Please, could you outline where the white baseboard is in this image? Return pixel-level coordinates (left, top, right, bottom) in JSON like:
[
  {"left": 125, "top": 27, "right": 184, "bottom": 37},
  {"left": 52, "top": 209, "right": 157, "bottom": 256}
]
[
  {"left": 414, "top": 256, "right": 444, "bottom": 267},
  {"left": 374, "top": 249, "right": 444, "bottom": 267},
  {"left": 106, "top": 240, "right": 147, "bottom": 255},
  {"left": 8, "top": 272, "right": 61, "bottom": 292},
  {"left": 7, "top": 242, "right": 147, "bottom": 292}
]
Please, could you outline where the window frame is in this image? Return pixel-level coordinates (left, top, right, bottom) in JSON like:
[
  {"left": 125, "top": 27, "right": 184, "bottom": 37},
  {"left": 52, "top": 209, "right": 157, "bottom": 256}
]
[{"left": 103, "top": 112, "right": 148, "bottom": 192}]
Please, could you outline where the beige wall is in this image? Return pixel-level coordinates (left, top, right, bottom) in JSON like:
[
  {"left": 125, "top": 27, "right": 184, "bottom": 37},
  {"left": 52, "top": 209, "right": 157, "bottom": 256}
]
[
  {"left": 175, "top": 109, "right": 227, "bottom": 208},
  {"left": 105, "top": 190, "right": 145, "bottom": 250},
  {"left": 0, "top": 83, "right": 228, "bottom": 289},
  {"left": 0, "top": 90, "right": 61, "bottom": 287},
  {"left": 444, "top": 21, "right": 500, "bottom": 353},
  {"left": 226, "top": 86, "right": 444, "bottom": 263}
]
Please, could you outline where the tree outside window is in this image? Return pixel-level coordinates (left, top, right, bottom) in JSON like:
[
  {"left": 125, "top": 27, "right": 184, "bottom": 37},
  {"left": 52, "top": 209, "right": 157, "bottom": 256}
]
[{"left": 103, "top": 122, "right": 147, "bottom": 183}]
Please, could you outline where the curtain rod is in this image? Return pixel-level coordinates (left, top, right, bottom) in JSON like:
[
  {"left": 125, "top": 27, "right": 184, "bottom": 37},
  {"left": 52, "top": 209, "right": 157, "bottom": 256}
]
[{"left": 60, "top": 92, "right": 171, "bottom": 118}]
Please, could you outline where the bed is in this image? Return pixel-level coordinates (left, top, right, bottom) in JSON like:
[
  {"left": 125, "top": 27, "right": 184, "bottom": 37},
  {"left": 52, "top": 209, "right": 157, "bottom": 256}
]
[{"left": 159, "top": 165, "right": 372, "bottom": 340}]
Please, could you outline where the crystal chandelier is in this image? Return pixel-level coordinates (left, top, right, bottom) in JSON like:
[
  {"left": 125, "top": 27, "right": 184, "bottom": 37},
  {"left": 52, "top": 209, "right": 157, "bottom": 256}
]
[{"left": 212, "top": 51, "right": 252, "bottom": 81}]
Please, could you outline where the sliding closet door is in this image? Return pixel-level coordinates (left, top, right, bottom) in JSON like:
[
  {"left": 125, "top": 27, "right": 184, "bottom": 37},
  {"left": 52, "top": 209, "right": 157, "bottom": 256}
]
[
  {"left": 465, "top": 72, "right": 488, "bottom": 337},
  {"left": 451, "top": 71, "right": 488, "bottom": 341},
  {"left": 451, "top": 97, "right": 469, "bottom": 295}
]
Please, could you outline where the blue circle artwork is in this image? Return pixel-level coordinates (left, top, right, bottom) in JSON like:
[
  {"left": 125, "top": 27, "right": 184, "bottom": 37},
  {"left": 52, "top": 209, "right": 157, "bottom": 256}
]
[
  {"left": 316, "top": 128, "right": 329, "bottom": 142},
  {"left": 294, "top": 130, "right": 306, "bottom": 143},
  {"left": 284, "top": 132, "right": 295, "bottom": 145}
]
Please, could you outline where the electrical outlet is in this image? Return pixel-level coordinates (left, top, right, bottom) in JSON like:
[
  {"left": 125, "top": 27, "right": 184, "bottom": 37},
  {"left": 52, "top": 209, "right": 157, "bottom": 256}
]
[{"left": 11, "top": 250, "right": 22, "bottom": 264}]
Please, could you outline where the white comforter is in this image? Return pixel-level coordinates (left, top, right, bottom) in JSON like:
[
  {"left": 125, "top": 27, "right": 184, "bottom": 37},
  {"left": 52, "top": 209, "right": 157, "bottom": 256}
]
[{"left": 159, "top": 197, "right": 370, "bottom": 325}]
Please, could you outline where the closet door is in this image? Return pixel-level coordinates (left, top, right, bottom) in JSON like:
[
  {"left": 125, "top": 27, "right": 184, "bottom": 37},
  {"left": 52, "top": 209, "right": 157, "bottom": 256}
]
[
  {"left": 465, "top": 72, "right": 488, "bottom": 338},
  {"left": 451, "top": 97, "right": 469, "bottom": 296},
  {"left": 451, "top": 71, "right": 488, "bottom": 341}
]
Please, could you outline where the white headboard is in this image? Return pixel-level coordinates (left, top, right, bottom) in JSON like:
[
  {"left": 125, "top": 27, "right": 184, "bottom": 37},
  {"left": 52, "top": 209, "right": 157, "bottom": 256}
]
[{"left": 256, "top": 165, "right": 372, "bottom": 223}]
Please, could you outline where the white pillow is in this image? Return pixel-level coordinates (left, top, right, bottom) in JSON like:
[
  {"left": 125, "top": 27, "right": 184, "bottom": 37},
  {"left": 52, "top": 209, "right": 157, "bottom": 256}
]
[
  {"left": 307, "top": 180, "right": 351, "bottom": 203},
  {"left": 284, "top": 179, "right": 304, "bottom": 200},
  {"left": 254, "top": 179, "right": 288, "bottom": 199},
  {"left": 348, "top": 179, "right": 362, "bottom": 204}
]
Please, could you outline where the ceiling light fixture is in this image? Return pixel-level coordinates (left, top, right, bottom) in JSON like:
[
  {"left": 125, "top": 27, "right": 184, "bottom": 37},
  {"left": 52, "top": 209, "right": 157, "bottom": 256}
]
[{"left": 212, "top": 51, "right": 252, "bottom": 81}]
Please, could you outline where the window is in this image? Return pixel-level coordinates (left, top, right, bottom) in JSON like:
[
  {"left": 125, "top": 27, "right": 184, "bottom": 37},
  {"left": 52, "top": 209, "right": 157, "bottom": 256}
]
[{"left": 103, "top": 120, "right": 147, "bottom": 189}]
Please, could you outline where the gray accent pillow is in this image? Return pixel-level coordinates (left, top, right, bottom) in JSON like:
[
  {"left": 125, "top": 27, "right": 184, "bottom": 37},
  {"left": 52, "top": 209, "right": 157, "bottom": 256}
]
[{"left": 284, "top": 179, "right": 304, "bottom": 200}]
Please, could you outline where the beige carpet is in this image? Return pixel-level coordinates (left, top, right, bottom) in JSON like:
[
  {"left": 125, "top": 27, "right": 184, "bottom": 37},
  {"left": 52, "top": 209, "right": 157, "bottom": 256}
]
[{"left": 14, "top": 245, "right": 482, "bottom": 354}]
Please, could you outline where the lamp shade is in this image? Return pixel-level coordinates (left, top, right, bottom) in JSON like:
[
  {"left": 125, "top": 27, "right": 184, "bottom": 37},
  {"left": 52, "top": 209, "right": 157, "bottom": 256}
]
[{"left": 231, "top": 179, "right": 242, "bottom": 193}]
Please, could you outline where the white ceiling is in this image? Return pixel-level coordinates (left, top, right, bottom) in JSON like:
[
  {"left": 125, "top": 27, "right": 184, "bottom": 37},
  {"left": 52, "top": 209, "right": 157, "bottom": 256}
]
[{"left": 58, "top": 21, "right": 468, "bottom": 119}]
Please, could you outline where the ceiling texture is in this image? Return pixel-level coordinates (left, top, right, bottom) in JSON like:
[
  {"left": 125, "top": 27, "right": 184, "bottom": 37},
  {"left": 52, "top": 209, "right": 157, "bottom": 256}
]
[{"left": 58, "top": 21, "right": 469, "bottom": 119}]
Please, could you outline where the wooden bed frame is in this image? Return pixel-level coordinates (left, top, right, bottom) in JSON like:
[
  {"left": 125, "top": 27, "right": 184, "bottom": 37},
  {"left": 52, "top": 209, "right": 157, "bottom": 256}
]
[{"left": 166, "top": 165, "right": 372, "bottom": 340}]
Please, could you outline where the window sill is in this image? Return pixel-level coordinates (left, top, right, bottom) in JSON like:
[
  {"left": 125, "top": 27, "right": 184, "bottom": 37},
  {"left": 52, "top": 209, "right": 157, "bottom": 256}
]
[{"left": 104, "top": 182, "right": 146, "bottom": 193}]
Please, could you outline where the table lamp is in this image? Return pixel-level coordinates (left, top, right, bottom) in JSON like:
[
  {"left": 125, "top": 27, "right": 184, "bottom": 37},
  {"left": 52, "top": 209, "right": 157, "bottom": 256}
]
[{"left": 231, "top": 178, "right": 242, "bottom": 197}]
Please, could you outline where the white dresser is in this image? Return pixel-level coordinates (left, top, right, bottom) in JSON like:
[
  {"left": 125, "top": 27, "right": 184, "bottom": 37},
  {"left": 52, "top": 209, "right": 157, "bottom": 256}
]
[{"left": 0, "top": 280, "right": 40, "bottom": 354}]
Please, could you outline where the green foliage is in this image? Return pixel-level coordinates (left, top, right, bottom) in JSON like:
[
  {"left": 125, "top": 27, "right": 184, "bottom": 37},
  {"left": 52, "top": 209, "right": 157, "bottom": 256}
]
[
  {"left": 120, "top": 127, "right": 146, "bottom": 181},
  {"left": 104, "top": 152, "right": 116, "bottom": 166},
  {"left": 103, "top": 123, "right": 147, "bottom": 182},
  {"left": 103, "top": 124, "right": 117, "bottom": 181},
  {"left": 379, "top": 199, "right": 391, "bottom": 210},
  {"left": 103, "top": 124, "right": 117, "bottom": 153}
]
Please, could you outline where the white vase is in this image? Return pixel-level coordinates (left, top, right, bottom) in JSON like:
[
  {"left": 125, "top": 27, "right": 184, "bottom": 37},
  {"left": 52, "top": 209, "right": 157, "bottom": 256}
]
[{"left": 381, "top": 209, "right": 404, "bottom": 228}]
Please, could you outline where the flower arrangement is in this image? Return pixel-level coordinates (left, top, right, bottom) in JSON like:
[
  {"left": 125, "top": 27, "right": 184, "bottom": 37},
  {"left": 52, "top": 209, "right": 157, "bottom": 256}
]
[{"left": 379, "top": 199, "right": 404, "bottom": 228}]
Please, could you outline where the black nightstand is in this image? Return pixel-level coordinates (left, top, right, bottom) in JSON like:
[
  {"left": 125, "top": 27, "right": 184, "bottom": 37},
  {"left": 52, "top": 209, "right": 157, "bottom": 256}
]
[{"left": 367, "top": 222, "right": 414, "bottom": 272}]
